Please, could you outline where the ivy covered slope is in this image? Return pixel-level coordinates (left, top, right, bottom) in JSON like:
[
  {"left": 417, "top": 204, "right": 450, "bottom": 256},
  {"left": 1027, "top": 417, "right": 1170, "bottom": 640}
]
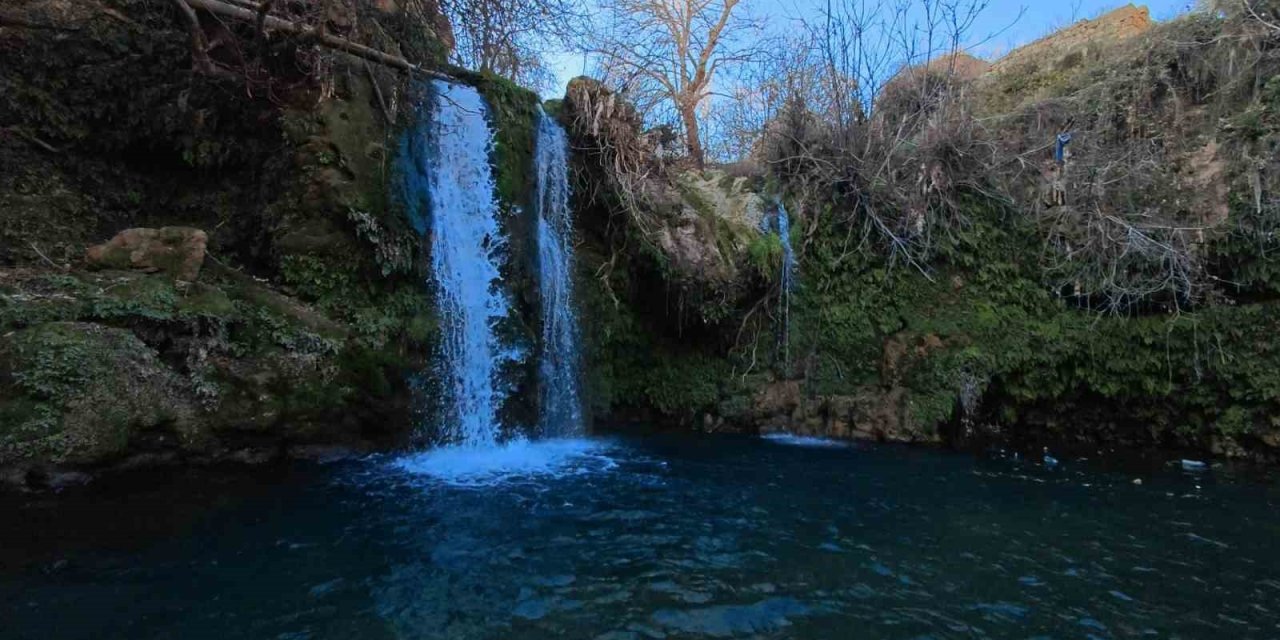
[
  {"left": 0, "top": 0, "right": 459, "bottom": 479},
  {"left": 561, "top": 78, "right": 774, "bottom": 427},
  {"left": 567, "top": 13, "right": 1280, "bottom": 462}
]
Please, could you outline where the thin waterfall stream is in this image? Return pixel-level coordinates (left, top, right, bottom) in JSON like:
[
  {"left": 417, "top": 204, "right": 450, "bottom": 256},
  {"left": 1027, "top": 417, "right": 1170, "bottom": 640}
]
[
  {"left": 534, "top": 108, "right": 585, "bottom": 437},
  {"left": 776, "top": 202, "right": 795, "bottom": 369},
  {"left": 764, "top": 202, "right": 796, "bottom": 370}
]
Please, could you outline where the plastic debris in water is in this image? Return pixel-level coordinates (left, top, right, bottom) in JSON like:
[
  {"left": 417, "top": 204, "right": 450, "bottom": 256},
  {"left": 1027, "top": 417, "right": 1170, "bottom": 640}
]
[{"left": 1043, "top": 447, "right": 1059, "bottom": 468}]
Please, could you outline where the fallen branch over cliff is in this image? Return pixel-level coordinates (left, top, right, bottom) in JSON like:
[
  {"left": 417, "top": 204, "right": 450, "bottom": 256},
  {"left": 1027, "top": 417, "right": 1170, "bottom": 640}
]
[
  {"left": 0, "top": 126, "right": 60, "bottom": 153},
  {"left": 178, "top": 0, "right": 452, "bottom": 81},
  {"left": 0, "top": 10, "right": 80, "bottom": 31}
]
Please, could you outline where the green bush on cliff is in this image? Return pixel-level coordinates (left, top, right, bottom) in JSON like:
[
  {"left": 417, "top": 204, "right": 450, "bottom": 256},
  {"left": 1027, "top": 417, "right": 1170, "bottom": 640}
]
[{"left": 576, "top": 245, "right": 737, "bottom": 419}]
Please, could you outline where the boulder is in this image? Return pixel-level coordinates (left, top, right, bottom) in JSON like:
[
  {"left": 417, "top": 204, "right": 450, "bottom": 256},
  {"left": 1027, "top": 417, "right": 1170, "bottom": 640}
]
[{"left": 85, "top": 227, "right": 208, "bottom": 282}]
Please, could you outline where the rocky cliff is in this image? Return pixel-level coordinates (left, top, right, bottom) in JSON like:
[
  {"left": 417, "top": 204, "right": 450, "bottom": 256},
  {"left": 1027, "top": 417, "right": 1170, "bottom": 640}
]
[
  {"left": 0, "top": 0, "right": 464, "bottom": 486},
  {"left": 5, "top": 0, "right": 1280, "bottom": 487},
  {"left": 567, "top": 6, "right": 1280, "bottom": 463},
  {"left": 988, "top": 5, "right": 1152, "bottom": 76}
]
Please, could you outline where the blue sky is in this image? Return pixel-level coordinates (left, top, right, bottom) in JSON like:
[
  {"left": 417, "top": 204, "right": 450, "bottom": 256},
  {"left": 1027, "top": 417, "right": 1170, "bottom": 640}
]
[{"left": 545, "top": 0, "right": 1194, "bottom": 98}]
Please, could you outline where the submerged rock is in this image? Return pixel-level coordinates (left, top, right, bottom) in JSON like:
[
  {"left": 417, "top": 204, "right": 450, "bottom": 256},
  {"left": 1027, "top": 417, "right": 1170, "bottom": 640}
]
[{"left": 650, "top": 598, "right": 810, "bottom": 637}]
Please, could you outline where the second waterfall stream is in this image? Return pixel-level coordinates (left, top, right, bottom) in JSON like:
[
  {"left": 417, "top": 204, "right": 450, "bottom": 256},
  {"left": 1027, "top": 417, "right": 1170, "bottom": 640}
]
[{"left": 534, "top": 107, "right": 585, "bottom": 437}]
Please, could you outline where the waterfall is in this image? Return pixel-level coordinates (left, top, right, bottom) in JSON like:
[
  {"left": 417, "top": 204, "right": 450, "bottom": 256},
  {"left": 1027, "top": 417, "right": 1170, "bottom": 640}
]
[
  {"left": 399, "top": 80, "right": 513, "bottom": 448},
  {"left": 766, "top": 202, "right": 795, "bottom": 369},
  {"left": 534, "top": 109, "right": 585, "bottom": 436}
]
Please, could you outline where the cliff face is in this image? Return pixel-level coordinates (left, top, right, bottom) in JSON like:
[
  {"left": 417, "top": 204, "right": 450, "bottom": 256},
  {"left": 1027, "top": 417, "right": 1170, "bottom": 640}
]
[
  {"left": 570, "top": 7, "right": 1280, "bottom": 463},
  {"left": 559, "top": 78, "right": 778, "bottom": 424},
  {"left": 4, "top": 0, "right": 1279, "bottom": 482},
  {"left": 987, "top": 5, "right": 1152, "bottom": 76},
  {"left": 0, "top": 0, "right": 461, "bottom": 485}
]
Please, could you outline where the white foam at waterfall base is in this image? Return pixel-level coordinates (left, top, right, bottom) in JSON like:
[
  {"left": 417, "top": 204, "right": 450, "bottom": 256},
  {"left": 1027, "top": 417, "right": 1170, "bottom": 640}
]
[{"left": 392, "top": 438, "right": 617, "bottom": 487}]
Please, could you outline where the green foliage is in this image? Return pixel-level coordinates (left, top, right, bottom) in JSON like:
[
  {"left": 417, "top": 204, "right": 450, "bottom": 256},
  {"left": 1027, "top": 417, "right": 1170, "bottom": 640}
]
[
  {"left": 576, "top": 248, "right": 737, "bottom": 418},
  {"left": 772, "top": 177, "right": 1280, "bottom": 450},
  {"left": 0, "top": 324, "right": 96, "bottom": 445},
  {"left": 7, "top": 323, "right": 94, "bottom": 403},
  {"left": 0, "top": 322, "right": 170, "bottom": 458},
  {"left": 0, "top": 272, "right": 239, "bottom": 332},
  {"left": 278, "top": 253, "right": 433, "bottom": 350},
  {"left": 747, "top": 233, "right": 784, "bottom": 280},
  {"left": 543, "top": 99, "right": 565, "bottom": 120},
  {"left": 466, "top": 70, "right": 541, "bottom": 206}
]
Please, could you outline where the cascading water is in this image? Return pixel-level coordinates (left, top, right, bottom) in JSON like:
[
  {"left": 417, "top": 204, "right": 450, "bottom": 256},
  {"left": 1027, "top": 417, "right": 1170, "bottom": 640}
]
[
  {"left": 399, "top": 80, "right": 513, "bottom": 448},
  {"left": 394, "top": 85, "right": 602, "bottom": 484},
  {"left": 534, "top": 108, "right": 585, "bottom": 436},
  {"left": 763, "top": 202, "right": 796, "bottom": 369}
]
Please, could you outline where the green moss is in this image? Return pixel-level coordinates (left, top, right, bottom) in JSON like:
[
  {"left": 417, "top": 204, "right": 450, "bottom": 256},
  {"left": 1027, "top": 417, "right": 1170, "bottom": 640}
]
[
  {"left": 177, "top": 284, "right": 236, "bottom": 319},
  {"left": 577, "top": 245, "right": 740, "bottom": 418},
  {"left": 0, "top": 274, "right": 92, "bottom": 329},
  {"left": 7, "top": 323, "right": 96, "bottom": 404},
  {"left": 543, "top": 99, "right": 565, "bottom": 120},
  {"left": 451, "top": 69, "right": 542, "bottom": 206},
  {"left": 0, "top": 322, "right": 194, "bottom": 464},
  {"left": 747, "top": 233, "right": 784, "bottom": 280},
  {"left": 776, "top": 184, "right": 1280, "bottom": 449},
  {"left": 91, "top": 275, "right": 180, "bottom": 321}
]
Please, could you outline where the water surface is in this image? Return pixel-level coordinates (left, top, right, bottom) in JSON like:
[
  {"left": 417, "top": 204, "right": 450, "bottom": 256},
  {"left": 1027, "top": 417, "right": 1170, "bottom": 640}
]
[{"left": 2, "top": 434, "right": 1278, "bottom": 639}]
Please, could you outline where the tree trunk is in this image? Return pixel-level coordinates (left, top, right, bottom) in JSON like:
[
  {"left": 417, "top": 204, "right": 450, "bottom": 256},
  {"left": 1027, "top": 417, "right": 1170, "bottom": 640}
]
[{"left": 680, "top": 104, "right": 706, "bottom": 168}]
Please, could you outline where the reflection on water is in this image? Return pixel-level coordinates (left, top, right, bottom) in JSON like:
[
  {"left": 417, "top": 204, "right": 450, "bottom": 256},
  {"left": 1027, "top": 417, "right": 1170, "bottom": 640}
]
[
  {"left": 2, "top": 433, "right": 1279, "bottom": 639},
  {"left": 760, "top": 433, "right": 855, "bottom": 449}
]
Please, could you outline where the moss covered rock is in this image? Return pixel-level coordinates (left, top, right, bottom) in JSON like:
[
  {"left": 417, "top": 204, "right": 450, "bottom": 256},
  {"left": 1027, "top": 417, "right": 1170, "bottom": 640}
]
[
  {"left": 0, "top": 322, "right": 198, "bottom": 465},
  {"left": 85, "top": 227, "right": 208, "bottom": 282}
]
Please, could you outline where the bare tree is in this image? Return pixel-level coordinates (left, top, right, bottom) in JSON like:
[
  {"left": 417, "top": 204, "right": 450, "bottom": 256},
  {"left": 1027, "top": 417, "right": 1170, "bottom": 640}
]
[
  {"left": 706, "top": 30, "right": 836, "bottom": 162},
  {"left": 753, "top": 0, "right": 998, "bottom": 273},
  {"left": 587, "top": 0, "right": 767, "bottom": 167},
  {"left": 439, "top": 0, "right": 585, "bottom": 91}
]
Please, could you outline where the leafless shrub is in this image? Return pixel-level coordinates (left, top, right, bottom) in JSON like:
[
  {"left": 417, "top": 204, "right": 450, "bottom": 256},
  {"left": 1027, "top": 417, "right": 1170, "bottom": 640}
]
[
  {"left": 747, "top": 1, "right": 1280, "bottom": 312},
  {"left": 439, "top": 0, "right": 585, "bottom": 92},
  {"left": 752, "top": 0, "right": 1001, "bottom": 274},
  {"left": 986, "top": 7, "right": 1280, "bottom": 312},
  {"left": 563, "top": 77, "right": 667, "bottom": 237}
]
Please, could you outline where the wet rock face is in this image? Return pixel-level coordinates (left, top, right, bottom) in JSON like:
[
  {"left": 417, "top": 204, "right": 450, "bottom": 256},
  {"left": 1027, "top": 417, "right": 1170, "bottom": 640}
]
[
  {"left": 748, "top": 382, "right": 934, "bottom": 445},
  {"left": 85, "top": 227, "right": 208, "bottom": 282},
  {"left": 0, "top": 265, "right": 417, "bottom": 482}
]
